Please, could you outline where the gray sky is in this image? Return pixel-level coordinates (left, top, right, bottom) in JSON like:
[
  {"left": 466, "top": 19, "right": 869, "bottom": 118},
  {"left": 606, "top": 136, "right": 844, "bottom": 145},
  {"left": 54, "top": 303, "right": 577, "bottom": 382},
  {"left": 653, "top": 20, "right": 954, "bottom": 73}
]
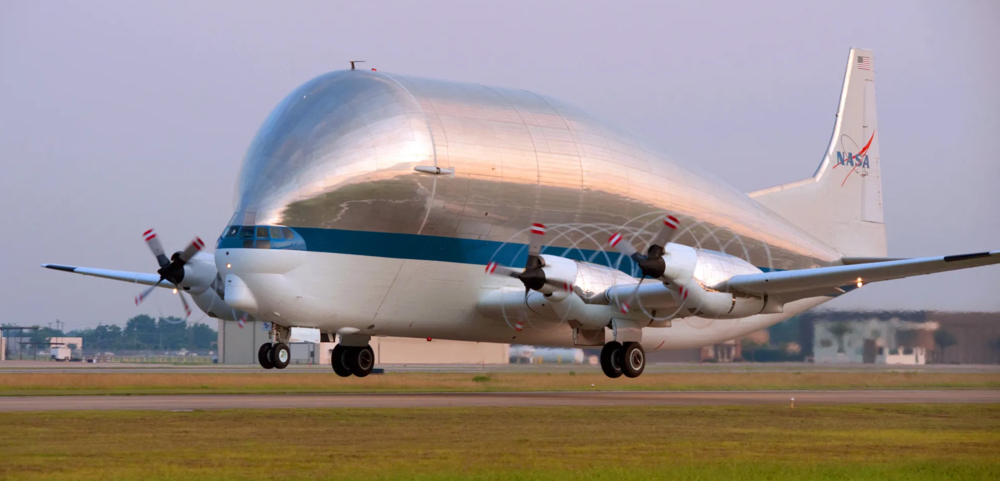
[{"left": 2, "top": 0, "right": 998, "bottom": 331}]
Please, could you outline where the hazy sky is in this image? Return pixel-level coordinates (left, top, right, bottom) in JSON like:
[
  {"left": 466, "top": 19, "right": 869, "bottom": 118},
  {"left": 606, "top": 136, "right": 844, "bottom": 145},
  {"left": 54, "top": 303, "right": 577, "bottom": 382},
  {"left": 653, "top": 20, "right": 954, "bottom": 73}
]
[{"left": 2, "top": 0, "right": 998, "bottom": 332}]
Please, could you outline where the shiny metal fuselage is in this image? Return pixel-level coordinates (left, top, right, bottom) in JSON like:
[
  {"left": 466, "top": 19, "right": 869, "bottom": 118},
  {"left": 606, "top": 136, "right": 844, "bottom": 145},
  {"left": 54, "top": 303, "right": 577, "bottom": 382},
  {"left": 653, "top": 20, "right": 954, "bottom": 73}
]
[{"left": 217, "top": 70, "right": 841, "bottom": 349}]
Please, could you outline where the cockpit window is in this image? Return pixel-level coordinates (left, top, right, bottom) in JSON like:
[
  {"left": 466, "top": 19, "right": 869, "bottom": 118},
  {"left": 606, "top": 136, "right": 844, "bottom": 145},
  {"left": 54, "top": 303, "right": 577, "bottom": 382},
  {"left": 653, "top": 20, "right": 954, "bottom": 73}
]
[
  {"left": 239, "top": 226, "right": 254, "bottom": 238},
  {"left": 269, "top": 226, "right": 282, "bottom": 239},
  {"left": 255, "top": 239, "right": 271, "bottom": 249},
  {"left": 281, "top": 227, "right": 294, "bottom": 239},
  {"left": 242, "top": 238, "right": 254, "bottom": 248},
  {"left": 225, "top": 226, "right": 240, "bottom": 238},
  {"left": 255, "top": 226, "right": 268, "bottom": 238}
]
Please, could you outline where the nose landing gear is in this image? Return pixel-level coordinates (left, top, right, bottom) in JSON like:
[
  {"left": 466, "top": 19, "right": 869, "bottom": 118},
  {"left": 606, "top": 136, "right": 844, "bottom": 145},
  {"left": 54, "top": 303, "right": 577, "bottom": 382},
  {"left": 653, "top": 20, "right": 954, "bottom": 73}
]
[
  {"left": 600, "top": 341, "right": 645, "bottom": 379},
  {"left": 258, "top": 343, "right": 274, "bottom": 370},
  {"left": 257, "top": 342, "right": 291, "bottom": 369}
]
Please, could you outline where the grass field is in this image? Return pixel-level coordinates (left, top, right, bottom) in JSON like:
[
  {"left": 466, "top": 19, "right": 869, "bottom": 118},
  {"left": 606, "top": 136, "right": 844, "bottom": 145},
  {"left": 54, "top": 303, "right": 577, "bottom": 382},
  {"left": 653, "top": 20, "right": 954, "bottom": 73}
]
[
  {"left": 0, "top": 371, "right": 997, "bottom": 396},
  {"left": 1, "top": 404, "right": 998, "bottom": 480}
]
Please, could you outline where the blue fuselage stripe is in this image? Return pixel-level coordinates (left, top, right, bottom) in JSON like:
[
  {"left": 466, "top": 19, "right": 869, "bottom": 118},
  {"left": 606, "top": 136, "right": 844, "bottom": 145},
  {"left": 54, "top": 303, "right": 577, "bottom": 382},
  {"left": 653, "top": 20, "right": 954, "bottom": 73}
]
[{"left": 217, "top": 226, "right": 792, "bottom": 278}]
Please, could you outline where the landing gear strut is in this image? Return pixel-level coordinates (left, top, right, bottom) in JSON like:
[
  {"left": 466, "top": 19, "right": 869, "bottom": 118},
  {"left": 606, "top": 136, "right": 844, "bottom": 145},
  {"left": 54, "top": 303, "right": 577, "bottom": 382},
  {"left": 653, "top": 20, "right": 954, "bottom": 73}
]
[
  {"left": 600, "top": 341, "right": 645, "bottom": 379},
  {"left": 331, "top": 344, "right": 375, "bottom": 377}
]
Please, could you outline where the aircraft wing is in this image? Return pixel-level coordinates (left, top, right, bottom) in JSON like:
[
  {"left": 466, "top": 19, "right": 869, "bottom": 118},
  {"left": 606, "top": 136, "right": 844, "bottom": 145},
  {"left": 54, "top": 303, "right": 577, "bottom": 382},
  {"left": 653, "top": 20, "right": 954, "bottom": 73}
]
[
  {"left": 719, "top": 251, "right": 1000, "bottom": 295},
  {"left": 42, "top": 264, "right": 165, "bottom": 287}
]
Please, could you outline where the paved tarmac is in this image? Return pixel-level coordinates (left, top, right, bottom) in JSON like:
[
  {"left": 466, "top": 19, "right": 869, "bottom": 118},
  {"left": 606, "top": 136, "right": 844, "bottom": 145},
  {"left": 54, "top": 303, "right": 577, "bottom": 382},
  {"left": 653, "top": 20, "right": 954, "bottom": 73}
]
[{"left": 1, "top": 390, "right": 997, "bottom": 412}]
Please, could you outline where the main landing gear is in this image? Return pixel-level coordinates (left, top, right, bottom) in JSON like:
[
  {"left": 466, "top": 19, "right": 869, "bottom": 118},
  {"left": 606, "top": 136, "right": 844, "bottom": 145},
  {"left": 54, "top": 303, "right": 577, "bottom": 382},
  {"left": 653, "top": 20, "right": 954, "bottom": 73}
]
[
  {"left": 331, "top": 344, "right": 375, "bottom": 377},
  {"left": 600, "top": 341, "right": 645, "bottom": 378},
  {"left": 258, "top": 342, "right": 291, "bottom": 370}
]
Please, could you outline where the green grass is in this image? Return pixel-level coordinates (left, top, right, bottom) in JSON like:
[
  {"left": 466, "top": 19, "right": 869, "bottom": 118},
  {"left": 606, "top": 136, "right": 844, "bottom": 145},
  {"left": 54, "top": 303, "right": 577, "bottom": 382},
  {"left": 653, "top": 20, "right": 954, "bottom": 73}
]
[
  {"left": 0, "top": 404, "right": 998, "bottom": 480},
  {"left": 1, "top": 371, "right": 998, "bottom": 396}
]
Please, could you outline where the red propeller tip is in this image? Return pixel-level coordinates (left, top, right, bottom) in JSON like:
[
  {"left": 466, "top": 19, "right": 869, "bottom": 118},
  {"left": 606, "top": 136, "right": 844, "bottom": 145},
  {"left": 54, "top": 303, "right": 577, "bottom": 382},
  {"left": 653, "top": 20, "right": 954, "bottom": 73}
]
[
  {"left": 608, "top": 232, "right": 622, "bottom": 247},
  {"left": 620, "top": 302, "right": 629, "bottom": 314},
  {"left": 530, "top": 223, "right": 546, "bottom": 235},
  {"left": 664, "top": 216, "right": 679, "bottom": 229},
  {"left": 485, "top": 262, "right": 497, "bottom": 274}
]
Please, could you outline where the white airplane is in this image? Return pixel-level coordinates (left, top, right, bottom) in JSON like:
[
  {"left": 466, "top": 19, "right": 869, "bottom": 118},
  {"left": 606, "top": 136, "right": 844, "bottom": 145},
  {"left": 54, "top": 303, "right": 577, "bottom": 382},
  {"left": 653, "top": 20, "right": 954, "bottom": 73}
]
[{"left": 44, "top": 48, "right": 997, "bottom": 378}]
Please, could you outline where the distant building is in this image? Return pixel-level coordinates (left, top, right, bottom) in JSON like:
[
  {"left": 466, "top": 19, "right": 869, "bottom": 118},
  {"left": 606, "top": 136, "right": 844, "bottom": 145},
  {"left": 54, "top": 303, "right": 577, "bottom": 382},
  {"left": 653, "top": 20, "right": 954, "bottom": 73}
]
[{"left": 809, "top": 311, "right": 1000, "bottom": 364}]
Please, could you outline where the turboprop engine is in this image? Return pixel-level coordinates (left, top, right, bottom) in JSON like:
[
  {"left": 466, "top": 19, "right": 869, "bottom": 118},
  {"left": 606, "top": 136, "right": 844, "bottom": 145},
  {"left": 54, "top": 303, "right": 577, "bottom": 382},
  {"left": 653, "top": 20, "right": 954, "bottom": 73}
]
[
  {"left": 133, "top": 229, "right": 228, "bottom": 319},
  {"left": 479, "top": 255, "right": 634, "bottom": 330},
  {"left": 606, "top": 215, "right": 783, "bottom": 320}
]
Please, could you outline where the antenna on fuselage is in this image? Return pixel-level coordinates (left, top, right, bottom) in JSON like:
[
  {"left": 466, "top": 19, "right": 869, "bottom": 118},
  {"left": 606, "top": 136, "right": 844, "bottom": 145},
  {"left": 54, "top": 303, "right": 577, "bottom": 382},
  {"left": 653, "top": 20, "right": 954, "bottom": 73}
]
[{"left": 349, "top": 60, "right": 365, "bottom": 70}]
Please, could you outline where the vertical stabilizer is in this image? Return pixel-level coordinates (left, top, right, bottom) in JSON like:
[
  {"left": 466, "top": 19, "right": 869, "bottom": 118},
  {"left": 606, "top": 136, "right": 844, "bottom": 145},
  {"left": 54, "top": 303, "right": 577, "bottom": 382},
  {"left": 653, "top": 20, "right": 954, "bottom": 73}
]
[{"left": 749, "top": 48, "right": 886, "bottom": 257}]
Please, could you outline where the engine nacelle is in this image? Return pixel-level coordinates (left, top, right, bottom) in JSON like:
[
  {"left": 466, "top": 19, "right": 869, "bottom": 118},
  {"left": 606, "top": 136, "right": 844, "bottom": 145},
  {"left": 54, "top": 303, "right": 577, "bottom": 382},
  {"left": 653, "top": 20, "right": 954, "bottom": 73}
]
[
  {"left": 666, "top": 246, "right": 781, "bottom": 319},
  {"left": 178, "top": 251, "right": 218, "bottom": 294},
  {"left": 535, "top": 254, "right": 578, "bottom": 301}
]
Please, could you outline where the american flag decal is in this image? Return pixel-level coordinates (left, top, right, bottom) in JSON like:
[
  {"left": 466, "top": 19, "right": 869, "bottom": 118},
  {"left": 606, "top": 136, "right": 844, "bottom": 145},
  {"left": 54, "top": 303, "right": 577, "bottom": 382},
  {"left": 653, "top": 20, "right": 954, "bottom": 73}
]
[{"left": 857, "top": 56, "right": 871, "bottom": 70}]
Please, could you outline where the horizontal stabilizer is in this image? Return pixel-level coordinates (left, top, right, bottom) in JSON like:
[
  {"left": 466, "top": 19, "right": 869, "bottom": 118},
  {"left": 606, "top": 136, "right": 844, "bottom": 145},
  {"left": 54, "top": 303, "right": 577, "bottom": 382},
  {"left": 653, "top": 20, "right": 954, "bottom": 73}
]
[
  {"left": 41, "top": 264, "right": 165, "bottom": 288},
  {"left": 721, "top": 251, "right": 999, "bottom": 295}
]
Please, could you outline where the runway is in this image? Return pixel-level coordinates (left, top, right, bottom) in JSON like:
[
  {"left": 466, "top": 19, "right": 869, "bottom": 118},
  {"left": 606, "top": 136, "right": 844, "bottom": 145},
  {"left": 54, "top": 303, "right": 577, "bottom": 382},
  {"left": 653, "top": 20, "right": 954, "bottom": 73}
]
[
  {"left": 3, "top": 360, "right": 999, "bottom": 374},
  {"left": 1, "top": 390, "right": 997, "bottom": 412}
]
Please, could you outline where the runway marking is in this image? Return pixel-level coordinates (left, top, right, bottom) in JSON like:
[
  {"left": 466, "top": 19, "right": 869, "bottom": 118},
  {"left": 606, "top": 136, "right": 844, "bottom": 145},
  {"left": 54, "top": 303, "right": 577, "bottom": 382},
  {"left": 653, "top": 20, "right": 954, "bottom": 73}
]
[{"left": 1, "top": 390, "right": 997, "bottom": 412}]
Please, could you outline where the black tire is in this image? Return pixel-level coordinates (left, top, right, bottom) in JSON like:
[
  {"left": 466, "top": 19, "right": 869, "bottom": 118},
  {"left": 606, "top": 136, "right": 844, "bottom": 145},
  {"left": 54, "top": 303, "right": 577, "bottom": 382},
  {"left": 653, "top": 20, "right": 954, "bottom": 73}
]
[
  {"left": 621, "top": 342, "right": 645, "bottom": 378},
  {"left": 600, "top": 342, "right": 623, "bottom": 378},
  {"left": 271, "top": 342, "right": 291, "bottom": 369},
  {"left": 348, "top": 345, "right": 375, "bottom": 377},
  {"left": 331, "top": 344, "right": 352, "bottom": 377},
  {"left": 257, "top": 343, "right": 274, "bottom": 369}
]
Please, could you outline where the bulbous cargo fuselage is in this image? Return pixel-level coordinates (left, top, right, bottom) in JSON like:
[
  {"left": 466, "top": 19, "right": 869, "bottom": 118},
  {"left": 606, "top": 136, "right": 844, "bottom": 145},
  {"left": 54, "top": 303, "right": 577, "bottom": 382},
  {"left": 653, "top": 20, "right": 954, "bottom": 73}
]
[{"left": 215, "top": 69, "right": 838, "bottom": 349}]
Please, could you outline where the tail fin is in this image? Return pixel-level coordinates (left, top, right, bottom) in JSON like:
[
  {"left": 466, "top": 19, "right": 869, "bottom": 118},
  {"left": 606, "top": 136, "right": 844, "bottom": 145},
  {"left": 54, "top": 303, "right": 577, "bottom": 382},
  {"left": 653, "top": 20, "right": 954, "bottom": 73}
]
[{"left": 749, "top": 48, "right": 886, "bottom": 257}]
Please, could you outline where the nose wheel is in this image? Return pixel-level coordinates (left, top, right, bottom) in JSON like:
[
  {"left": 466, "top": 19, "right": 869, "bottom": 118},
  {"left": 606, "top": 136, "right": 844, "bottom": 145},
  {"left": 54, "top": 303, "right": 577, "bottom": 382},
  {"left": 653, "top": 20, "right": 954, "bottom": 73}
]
[
  {"left": 600, "top": 341, "right": 645, "bottom": 378},
  {"left": 258, "top": 342, "right": 291, "bottom": 370},
  {"left": 258, "top": 343, "right": 274, "bottom": 369},
  {"left": 331, "top": 344, "right": 375, "bottom": 377}
]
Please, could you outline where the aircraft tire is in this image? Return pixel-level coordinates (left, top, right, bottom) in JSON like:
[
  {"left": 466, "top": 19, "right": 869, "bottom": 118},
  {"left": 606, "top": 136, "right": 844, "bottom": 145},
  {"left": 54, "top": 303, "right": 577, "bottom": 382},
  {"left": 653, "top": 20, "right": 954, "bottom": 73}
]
[
  {"left": 331, "top": 344, "right": 352, "bottom": 377},
  {"left": 621, "top": 342, "right": 645, "bottom": 378},
  {"left": 600, "top": 342, "right": 623, "bottom": 378},
  {"left": 271, "top": 342, "right": 291, "bottom": 369},
  {"left": 348, "top": 345, "right": 375, "bottom": 377},
  {"left": 258, "top": 343, "right": 274, "bottom": 369}
]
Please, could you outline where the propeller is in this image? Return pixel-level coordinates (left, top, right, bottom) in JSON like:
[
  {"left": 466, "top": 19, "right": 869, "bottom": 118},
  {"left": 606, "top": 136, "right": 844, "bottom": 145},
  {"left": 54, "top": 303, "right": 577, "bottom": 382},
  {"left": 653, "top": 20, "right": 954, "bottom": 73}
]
[
  {"left": 485, "top": 223, "right": 572, "bottom": 295},
  {"left": 607, "top": 214, "right": 682, "bottom": 313},
  {"left": 134, "top": 229, "right": 205, "bottom": 318}
]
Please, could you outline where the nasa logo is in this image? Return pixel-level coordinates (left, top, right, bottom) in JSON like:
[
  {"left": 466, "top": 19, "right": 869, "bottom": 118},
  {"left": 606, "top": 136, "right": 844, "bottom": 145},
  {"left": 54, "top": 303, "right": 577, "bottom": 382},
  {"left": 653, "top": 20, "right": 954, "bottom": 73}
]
[
  {"left": 836, "top": 151, "right": 870, "bottom": 169},
  {"left": 832, "top": 131, "right": 875, "bottom": 187}
]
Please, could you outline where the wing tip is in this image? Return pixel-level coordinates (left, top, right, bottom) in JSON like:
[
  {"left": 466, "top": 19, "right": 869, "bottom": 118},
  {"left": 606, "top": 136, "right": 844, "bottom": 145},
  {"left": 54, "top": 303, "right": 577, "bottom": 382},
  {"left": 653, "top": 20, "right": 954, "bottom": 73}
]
[
  {"left": 943, "top": 252, "right": 993, "bottom": 263},
  {"left": 42, "top": 264, "right": 77, "bottom": 273}
]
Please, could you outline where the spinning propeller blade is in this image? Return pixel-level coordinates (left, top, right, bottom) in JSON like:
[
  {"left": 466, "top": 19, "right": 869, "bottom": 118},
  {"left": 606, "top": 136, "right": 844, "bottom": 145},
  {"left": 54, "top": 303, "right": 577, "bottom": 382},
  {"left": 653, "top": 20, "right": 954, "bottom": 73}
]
[
  {"left": 143, "top": 229, "right": 170, "bottom": 268},
  {"left": 134, "top": 278, "right": 164, "bottom": 306},
  {"left": 178, "top": 237, "right": 206, "bottom": 263},
  {"left": 607, "top": 231, "right": 638, "bottom": 258},
  {"left": 650, "top": 215, "right": 682, "bottom": 248},
  {"left": 175, "top": 286, "right": 193, "bottom": 318}
]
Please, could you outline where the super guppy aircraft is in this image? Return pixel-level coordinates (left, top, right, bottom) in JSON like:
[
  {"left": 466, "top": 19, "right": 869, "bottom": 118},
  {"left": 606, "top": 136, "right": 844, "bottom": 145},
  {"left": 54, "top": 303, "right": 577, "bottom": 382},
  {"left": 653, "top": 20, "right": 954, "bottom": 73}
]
[{"left": 44, "top": 48, "right": 998, "bottom": 378}]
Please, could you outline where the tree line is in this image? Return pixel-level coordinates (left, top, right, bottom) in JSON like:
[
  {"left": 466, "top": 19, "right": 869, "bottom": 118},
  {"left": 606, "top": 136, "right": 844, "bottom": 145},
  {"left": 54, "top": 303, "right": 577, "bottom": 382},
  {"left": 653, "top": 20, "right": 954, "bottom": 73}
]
[{"left": 2, "top": 315, "right": 217, "bottom": 354}]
